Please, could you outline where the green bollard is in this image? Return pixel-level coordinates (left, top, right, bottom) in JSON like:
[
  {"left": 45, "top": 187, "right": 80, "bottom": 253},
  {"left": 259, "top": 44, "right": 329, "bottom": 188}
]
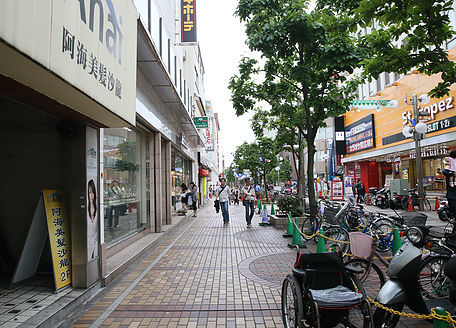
[
  {"left": 257, "top": 200, "right": 261, "bottom": 214},
  {"left": 433, "top": 307, "right": 450, "bottom": 328},
  {"left": 287, "top": 217, "right": 303, "bottom": 248},
  {"left": 392, "top": 226, "right": 402, "bottom": 255},
  {"left": 283, "top": 212, "right": 293, "bottom": 238},
  {"left": 271, "top": 203, "right": 275, "bottom": 215},
  {"left": 316, "top": 228, "right": 326, "bottom": 253}
]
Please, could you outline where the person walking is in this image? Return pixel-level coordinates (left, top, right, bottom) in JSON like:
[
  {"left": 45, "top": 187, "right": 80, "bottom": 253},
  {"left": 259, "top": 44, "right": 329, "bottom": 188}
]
[
  {"left": 215, "top": 178, "right": 231, "bottom": 224},
  {"left": 189, "top": 182, "right": 198, "bottom": 217},
  {"left": 241, "top": 177, "right": 257, "bottom": 228}
]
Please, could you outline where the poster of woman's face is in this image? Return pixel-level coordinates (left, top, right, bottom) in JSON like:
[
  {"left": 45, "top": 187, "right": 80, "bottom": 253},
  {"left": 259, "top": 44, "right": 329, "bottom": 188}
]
[{"left": 88, "top": 179, "right": 97, "bottom": 222}]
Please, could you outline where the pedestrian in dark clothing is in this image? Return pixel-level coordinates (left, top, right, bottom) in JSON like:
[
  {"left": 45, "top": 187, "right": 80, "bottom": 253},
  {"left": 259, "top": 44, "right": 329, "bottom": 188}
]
[
  {"left": 188, "top": 182, "right": 198, "bottom": 217},
  {"left": 355, "top": 179, "right": 365, "bottom": 204},
  {"left": 444, "top": 150, "right": 456, "bottom": 222}
]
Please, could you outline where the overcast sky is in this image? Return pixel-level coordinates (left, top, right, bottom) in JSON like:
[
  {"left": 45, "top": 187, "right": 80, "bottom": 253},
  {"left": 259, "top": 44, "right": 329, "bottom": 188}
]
[
  {"left": 197, "top": 0, "right": 255, "bottom": 168},
  {"left": 197, "top": 0, "right": 316, "bottom": 169}
]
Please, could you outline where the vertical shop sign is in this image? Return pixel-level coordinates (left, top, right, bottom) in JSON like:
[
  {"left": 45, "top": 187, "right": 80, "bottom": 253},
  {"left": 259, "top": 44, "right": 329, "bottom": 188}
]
[
  {"left": 181, "top": 0, "right": 197, "bottom": 42},
  {"left": 43, "top": 190, "right": 72, "bottom": 291},
  {"left": 86, "top": 127, "right": 99, "bottom": 261},
  {"left": 331, "top": 179, "right": 344, "bottom": 201}
]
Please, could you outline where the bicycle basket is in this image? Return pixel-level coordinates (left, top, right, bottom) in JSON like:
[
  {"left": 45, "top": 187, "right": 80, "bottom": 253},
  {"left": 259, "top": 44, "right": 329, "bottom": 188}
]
[
  {"left": 401, "top": 213, "right": 427, "bottom": 227},
  {"left": 349, "top": 232, "right": 373, "bottom": 258}
]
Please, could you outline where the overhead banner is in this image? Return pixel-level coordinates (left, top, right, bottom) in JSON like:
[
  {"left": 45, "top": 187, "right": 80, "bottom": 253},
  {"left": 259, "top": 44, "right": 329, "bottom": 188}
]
[
  {"left": 43, "top": 190, "right": 72, "bottom": 291},
  {"left": 181, "top": 0, "right": 197, "bottom": 42},
  {"left": 351, "top": 100, "right": 398, "bottom": 110}
]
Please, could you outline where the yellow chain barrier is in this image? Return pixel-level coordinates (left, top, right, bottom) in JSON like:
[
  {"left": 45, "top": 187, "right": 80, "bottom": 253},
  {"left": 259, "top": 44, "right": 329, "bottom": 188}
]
[{"left": 290, "top": 218, "right": 456, "bottom": 325}]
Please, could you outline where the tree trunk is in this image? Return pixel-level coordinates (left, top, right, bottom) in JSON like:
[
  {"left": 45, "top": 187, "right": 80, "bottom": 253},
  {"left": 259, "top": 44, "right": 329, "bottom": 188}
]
[
  {"left": 306, "top": 139, "right": 317, "bottom": 218},
  {"left": 298, "top": 147, "right": 306, "bottom": 209}
]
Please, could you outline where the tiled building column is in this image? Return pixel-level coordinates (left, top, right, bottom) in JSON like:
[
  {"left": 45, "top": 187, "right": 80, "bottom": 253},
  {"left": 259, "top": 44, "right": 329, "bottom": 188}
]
[
  {"left": 148, "top": 133, "right": 156, "bottom": 233},
  {"left": 154, "top": 133, "right": 162, "bottom": 233},
  {"left": 164, "top": 140, "right": 172, "bottom": 225}
]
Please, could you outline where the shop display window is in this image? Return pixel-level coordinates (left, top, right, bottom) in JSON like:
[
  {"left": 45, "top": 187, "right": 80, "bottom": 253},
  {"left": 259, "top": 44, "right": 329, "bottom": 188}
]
[
  {"left": 103, "top": 128, "right": 147, "bottom": 246},
  {"left": 171, "top": 150, "right": 192, "bottom": 212}
]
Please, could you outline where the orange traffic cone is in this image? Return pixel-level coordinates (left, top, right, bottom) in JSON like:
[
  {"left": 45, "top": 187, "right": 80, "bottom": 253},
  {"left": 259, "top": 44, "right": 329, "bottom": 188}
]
[
  {"left": 407, "top": 196, "right": 414, "bottom": 212},
  {"left": 435, "top": 196, "right": 439, "bottom": 211}
]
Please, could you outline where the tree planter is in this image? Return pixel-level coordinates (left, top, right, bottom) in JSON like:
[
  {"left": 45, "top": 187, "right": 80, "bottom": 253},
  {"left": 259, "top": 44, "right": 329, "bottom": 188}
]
[{"left": 269, "top": 214, "right": 307, "bottom": 229}]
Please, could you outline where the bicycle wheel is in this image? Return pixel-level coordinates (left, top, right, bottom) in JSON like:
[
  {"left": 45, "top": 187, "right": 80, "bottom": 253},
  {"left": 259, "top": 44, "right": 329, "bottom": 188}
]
[
  {"left": 323, "top": 226, "right": 349, "bottom": 254},
  {"left": 370, "top": 219, "right": 394, "bottom": 253},
  {"left": 281, "top": 274, "right": 304, "bottom": 328},
  {"left": 418, "top": 255, "right": 451, "bottom": 299},
  {"left": 345, "top": 258, "right": 385, "bottom": 300},
  {"left": 424, "top": 198, "right": 432, "bottom": 211},
  {"left": 301, "top": 216, "right": 318, "bottom": 241}
]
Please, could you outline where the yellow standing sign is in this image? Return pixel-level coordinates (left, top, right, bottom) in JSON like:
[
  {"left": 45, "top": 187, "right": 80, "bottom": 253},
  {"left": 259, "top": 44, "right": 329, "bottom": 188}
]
[{"left": 43, "top": 190, "right": 72, "bottom": 291}]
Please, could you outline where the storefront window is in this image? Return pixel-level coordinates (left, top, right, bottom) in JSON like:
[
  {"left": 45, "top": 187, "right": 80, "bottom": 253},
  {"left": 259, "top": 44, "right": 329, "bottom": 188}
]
[
  {"left": 103, "top": 128, "right": 146, "bottom": 246},
  {"left": 171, "top": 149, "right": 192, "bottom": 212},
  {"left": 423, "top": 157, "right": 447, "bottom": 192}
]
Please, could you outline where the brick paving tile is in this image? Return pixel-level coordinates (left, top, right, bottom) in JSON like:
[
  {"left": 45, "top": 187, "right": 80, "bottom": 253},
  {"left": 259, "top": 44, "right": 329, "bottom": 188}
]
[{"left": 70, "top": 204, "right": 435, "bottom": 327}]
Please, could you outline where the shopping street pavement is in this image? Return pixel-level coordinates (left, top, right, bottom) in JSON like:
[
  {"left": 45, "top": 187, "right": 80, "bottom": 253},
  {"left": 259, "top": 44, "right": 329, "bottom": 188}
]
[{"left": 68, "top": 202, "right": 438, "bottom": 328}]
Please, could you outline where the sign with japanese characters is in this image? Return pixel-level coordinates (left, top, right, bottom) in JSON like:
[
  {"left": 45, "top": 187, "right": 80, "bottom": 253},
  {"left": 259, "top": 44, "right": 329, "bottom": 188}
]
[
  {"left": 0, "top": 0, "right": 137, "bottom": 126},
  {"left": 345, "top": 114, "right": 376, "bottom": 154},
  {"left": 181, "top": 0, "right": 197, "bottom": 42},
  {"left": 194, "top": 116, "right": 208, "bottom": 128},
  {"left": 42, "top": 190, "right": 71, "bottom": 291},
  {"left": 331, "top": 180, "right": 344, "bottom": 201},
  {"left": 202, "top": 117, "right": 214, "bottom": 150}
]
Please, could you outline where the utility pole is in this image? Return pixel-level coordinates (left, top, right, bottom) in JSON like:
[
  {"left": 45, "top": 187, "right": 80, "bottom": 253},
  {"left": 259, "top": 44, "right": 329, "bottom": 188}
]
[{"left": 412, "top": 94, "right": 424, "bottom": 211}]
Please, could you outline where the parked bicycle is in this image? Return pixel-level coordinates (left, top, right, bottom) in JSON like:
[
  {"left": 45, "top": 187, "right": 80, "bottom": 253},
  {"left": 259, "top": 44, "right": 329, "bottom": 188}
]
[{"left": 401, "top": 188, "right": 432, "bottom": 211}]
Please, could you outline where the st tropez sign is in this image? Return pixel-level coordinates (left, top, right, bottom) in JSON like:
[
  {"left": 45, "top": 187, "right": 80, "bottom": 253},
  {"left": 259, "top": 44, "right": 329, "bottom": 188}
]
[{"left": 0, "top": 0, "right": 137, "bottom": 125}]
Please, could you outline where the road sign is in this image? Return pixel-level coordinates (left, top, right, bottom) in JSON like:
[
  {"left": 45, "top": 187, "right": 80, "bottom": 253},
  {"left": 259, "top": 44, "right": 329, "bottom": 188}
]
[{"left": 193, "top": 116, "right": 209, "bottom": 128}]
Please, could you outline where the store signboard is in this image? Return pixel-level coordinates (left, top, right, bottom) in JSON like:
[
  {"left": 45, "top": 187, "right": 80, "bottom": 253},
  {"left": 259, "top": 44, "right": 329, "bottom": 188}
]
[
  {"left": 351, "top": 100, "right": 398, "bottom": 110},
  {"left": 202, "top": 117, "right": 214, "bottom": 150},
  {"left": 181, "top": 0, "right": 197, "bottom": 42},
  {"left": 345, "top": 114, "right": 376, "bottom": 154},
  {"left": 43, "top": 190, "right": 72, "bottom": 291},
  {"left": 194, "top": 116, "right": 208, "bottom": 128},
  {"left": 344, "top": 176, "right": 354, "bottom": 197},
  {"left": 331, "top": 179, "right": 344, "bottom": 201},
  {"left": 0, "top": 0, "right": 137, "bottom": 125}
]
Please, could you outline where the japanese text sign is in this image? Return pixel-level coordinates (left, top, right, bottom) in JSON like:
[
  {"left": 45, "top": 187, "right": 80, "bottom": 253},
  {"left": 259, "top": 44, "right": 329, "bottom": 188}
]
[
  {"left": 193, "top": 116, "right": 208, "bottom": 128},
  {"left": 345, "top": 114, "right": 376, "bottom": 154},
  {"left": 181, "top": 0, "right": 197, "bottom": 42},
  {"left": 43, "top": 190, "right": 71, "bottom": 291}
]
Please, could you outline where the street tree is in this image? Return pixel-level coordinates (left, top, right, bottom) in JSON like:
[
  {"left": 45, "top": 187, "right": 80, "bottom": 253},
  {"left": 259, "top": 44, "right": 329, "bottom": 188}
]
[
  {"left": 266, "top": 159, "right": 293, "bottom": 184},
  {"left": 225, "top": 165, "right": 236, "bottom": 185},
  {"left": 229, "top": 0, "right": 364, "bottom": 216},
  {"left": 318, "top": 0, "right": 456, "bottom": 98},
  {"left": 232, "top": 138, "right": 277, "bottom": 198}
]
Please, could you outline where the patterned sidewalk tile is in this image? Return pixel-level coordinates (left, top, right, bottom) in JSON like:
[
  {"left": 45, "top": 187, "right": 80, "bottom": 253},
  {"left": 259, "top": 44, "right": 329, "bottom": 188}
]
[{"left": 70, "top": 204, "right": 432, "bottom": 328}]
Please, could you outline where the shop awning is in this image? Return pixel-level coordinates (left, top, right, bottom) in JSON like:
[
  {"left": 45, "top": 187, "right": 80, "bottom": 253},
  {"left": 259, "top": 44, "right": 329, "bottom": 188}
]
[{"left": 136, "top": 21, "right": 204, "bottom": 147}]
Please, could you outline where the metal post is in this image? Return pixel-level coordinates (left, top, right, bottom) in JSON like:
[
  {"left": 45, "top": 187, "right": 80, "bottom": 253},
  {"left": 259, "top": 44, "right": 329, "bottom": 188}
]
[{"left": 412, "top": 94, "right": 424, "bottom": 211}]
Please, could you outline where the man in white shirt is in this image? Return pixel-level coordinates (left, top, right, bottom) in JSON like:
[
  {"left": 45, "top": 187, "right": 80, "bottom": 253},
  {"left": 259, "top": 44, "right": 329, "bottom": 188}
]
[
  {"left": 241, "top": 177, "right": 257, "bottom": 228},
  {"left": 216, "top": 178, "right": 231, "bottom": 224}
]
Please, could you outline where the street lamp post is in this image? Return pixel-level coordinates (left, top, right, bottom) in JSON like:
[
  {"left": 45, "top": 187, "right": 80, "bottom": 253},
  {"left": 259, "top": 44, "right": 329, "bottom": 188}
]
[
  {"left": 412, "top": 94, "right": 424, "bottom": 211},
  {"left": 404, "top": 94, "right": 429, "bottom": 211}
]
